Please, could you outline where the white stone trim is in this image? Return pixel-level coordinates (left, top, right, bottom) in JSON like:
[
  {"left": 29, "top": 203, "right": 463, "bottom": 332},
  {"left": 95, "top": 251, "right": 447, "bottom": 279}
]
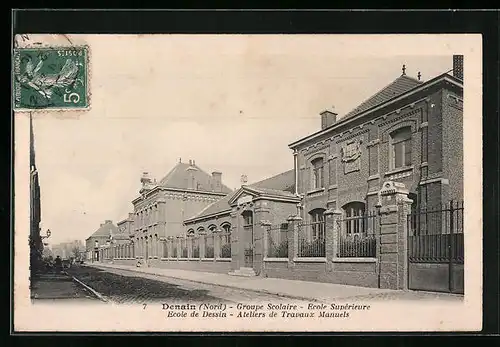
[
  {"left": 293, "top": 257, "right": 327, "bottom": 263},
  {"left": 263, "top": 257, "right": 289, "bottom": 262},
  {"left": 332, "top": 257, "right": 377, "bottom": 263},
  {"left": 215, "top": 258, "right": 232, "bottom": 262}
]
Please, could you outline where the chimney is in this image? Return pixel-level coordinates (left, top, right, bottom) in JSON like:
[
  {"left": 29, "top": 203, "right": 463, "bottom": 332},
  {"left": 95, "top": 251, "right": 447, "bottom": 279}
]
[
  {"left": 105, "top": 220, "right": 112, "bottom": 224},
  {"left": 453, "top": 55, "right": 464, "bottom": 81},
  {"left": 128, "top": 212, "right": 134, "bottom": 220},
  {"left": 140, "top": 172, "right": 152, "bottom": 187},
  {"left": 186, "top": 160, "right": 198, "bottom": 189},
  {"left": 100, "top": 223, "right": 104, "bottom": 227},
  {"left": 320, "top": 109, "right": 337, "bottom": 129},
  {"left": 212, "top": 171, "right": 222, "bottom": 192}
]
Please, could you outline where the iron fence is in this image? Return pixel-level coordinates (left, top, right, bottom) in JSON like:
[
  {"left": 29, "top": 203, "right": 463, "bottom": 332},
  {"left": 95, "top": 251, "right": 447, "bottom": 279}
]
[
  {"left": 337, "top": 212, "right": 377, "bottom": 258},
  {"left": 172, "top": 241, "right": 177, "bottom": 258},
  {"left": 267, "top": 223, "right": 289, "bottom": 258},
  {"left": 297, "top": 221, "right": 326, "bottom": 257},
  {"left": 408, "top": 201, "right": 464, "bottom": 263},
  {"left": 219, "top": 232, "right": 231, "bottom": 258},
  {"left": 205, "top": 233, "right": 215, "bottom": 258},
  {"left": 191, "top": 236, "right": 200, "bottom": 258},
  {"left": 163, "top": 240, "right": 170, "bottom": 258},
  {"left": 180, "top": 238, "right": 188, "bottom": 258}
]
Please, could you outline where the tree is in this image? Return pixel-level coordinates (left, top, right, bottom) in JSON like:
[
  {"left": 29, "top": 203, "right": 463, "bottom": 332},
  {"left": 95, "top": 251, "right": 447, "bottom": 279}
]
[{"left": 71, "top": 245, "right": 83, "bottom": 261}]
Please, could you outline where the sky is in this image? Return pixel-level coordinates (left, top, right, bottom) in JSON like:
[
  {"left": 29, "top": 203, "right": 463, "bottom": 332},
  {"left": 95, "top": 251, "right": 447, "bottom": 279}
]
[{"left": 26, "top": 35, "right": 453, "bottom": 245}]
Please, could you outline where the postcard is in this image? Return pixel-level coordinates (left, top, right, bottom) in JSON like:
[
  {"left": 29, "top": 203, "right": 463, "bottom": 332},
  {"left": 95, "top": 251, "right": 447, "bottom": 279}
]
[{"left": 13, "top": 33, "right": 482, "bottom": 332}]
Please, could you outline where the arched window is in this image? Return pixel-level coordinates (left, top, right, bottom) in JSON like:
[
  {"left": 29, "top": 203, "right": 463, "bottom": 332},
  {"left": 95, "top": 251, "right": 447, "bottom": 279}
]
[
  {"left": 311, "top": 158, "right": 324, "bottom": 189},
  {"left": 196, "top": 227, "right": 205, "bottom": 234},
  {"left": 187, "top": 228, "right": 195, "bottom": 235},
  {"left": 208, "top": 225, "right": 217, "bottom": 233},
  {"left": 221, "top": 223, "right": 231, "bottom": 234},
  {"left": 390, "top": 127, "right": 412, "bottom": 169},
  {"left": 309, "top": 208, "right": 325, "bottom": 241},
  {"left": 342, "top": 202, "right": 366, "bottom": 236}
]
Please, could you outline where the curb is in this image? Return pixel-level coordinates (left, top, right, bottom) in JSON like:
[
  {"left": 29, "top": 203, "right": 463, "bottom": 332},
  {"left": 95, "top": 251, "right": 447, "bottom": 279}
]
[
  {"left": 67, "top": 271, "right": 111, "bottom": 303},
  {"left": 89, "top": 264, "right": 322, "bottom": 303}
]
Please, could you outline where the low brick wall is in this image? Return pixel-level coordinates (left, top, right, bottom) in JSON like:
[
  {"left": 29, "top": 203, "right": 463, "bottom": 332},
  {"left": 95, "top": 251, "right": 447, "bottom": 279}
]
[
  {"left": 153, "top": 258, "right": 232, "bottom": 274},
  {"left": 93, "top": 257, "right": 232, "bottom": 275},
  {"left": 263, "top": 258, "right": 379, "bottom": 288}
]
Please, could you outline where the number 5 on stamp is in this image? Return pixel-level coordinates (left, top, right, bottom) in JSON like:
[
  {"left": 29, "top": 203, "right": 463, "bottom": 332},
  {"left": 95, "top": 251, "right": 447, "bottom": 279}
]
[{"left": 13, "top": 46, "right": 90, "bottom": 111}]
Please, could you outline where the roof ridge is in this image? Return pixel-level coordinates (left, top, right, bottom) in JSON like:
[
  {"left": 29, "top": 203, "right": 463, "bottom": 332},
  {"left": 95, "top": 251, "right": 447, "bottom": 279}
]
[
  {"left": 248, "top": 168, "right": 294, "bottom": 187},
  {"left": 344, "top": 74, "right": 422, "bottom": 119}
]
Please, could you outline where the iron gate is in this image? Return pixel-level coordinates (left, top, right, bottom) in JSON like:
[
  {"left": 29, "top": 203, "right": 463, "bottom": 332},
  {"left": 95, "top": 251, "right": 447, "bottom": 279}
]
[{"left": 407, "top": 201, "right": 464, "bottom": 294}]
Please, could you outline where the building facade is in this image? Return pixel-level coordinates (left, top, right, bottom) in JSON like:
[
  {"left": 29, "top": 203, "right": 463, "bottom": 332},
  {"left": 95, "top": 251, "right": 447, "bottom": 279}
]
[
  {"left": 87, "top": 57, "right": 464, "bottom": 293},
  {"left": 289, "top": 62, "right": 463, "bottom": 230},
  {"left": 129, "top": 159, "right": 232, "bottom": 265},
  {"left": 178, "top": 170, "right": 299, "bottom": 275},
  {"left": 85, "top": 220, "right": 118, "bottom": 262}
]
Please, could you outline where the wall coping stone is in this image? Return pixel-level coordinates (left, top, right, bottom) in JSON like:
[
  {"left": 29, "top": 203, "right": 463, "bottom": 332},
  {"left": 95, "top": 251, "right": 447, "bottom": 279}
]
[
  {"left": 332, "top": 257, "right": 377, "bottom": 263},
  {"left": 263, "top": 257, "right": 289, "bottom": 262},
  {"left": 293, "top": 257, "right": 327, "bottom": 263}
]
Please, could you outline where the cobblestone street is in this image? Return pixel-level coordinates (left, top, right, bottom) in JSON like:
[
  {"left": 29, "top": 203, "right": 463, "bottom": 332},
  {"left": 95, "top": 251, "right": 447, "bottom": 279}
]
[{"left": 66, "top": 265, "right": 308, "bottom": 305}]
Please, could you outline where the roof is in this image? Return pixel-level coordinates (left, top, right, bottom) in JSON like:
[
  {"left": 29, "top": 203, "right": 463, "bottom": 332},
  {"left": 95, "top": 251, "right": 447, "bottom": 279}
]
[
  {"left": 243, "top": 186, "right": 297, "bottom": 198},
  {"left": 248, "top": 169, "right": 295, "bottom": 193},
  {"left": 289, "top": 72, "right": 462, "bottom": 150},
  {"left": 342, "top": 74, "right": 422, "bottom": 120},
  {"left": 184, "top": 192, "right": 235, "bottom": 222},
  {"left": 88, "top": 221, "right": 118, "bottom": 239},
  {"left": 158, "top": 161, "right": 232, "bottom": 194},
  {"left": 184, "top": 169, "right": 296, "bottom": 223}
]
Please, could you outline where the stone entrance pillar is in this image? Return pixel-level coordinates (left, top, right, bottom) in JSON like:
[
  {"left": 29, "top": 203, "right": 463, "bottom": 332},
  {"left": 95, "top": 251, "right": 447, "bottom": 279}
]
[{"left": 378, "top": 181, "right": 413, "bottom": 290}]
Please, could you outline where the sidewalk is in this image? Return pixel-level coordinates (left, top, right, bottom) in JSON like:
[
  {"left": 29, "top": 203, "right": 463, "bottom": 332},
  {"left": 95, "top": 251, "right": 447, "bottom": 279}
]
[
  {"left": 89, "top": 262, "right": 394, "bottom": 303},
  {"left": 30, "top": 271, "right": 100, "bottom": 301}
]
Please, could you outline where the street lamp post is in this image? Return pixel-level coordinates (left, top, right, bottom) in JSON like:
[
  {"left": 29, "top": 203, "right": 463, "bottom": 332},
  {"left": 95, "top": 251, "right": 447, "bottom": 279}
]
[
  {"left": 108, "top": 233, "right": 114, "bottom": 264},
  {"left": 41, "top": 229, "right": 51, "bottom": 239}
]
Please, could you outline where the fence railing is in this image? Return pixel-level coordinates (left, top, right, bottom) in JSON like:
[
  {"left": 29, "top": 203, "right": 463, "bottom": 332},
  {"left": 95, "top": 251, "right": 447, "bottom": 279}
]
[
  {"left": 191, "top": 236, "right": 200, "bottom": 258},
  {"left": 267, "top": 223, "right": 289, "bottom": 258},
  {"left": 160, "top": 233, "right": 232, "bottom": 260},
  {"left": 336, "top": 212, "right": 377, "bottom": 258},
  {"left": 180, "top": 239, "right": 188, "bottom": 258},
  {"left": 205, "top": 233, "right": 215, "bottom": 258},
  {"left": 297, "top": 221, "right": 326, "bottom": 257},
  {"left": 408, "top": 201, "right": 464, "bottom": 263},
  {"left": 219, "top": 232, "right": 231, "bottom": 258}
]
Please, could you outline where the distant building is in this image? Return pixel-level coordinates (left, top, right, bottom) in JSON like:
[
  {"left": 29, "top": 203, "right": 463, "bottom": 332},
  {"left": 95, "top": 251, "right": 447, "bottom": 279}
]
[
  {"left": 85, "top": 220, "right": 118, "bottom": 262},
  {"left": 129, "top": 160, "right": 232, "bottom": 263},
  {"left": 52, "top": 240, "right": 85, "bottom": 261}
]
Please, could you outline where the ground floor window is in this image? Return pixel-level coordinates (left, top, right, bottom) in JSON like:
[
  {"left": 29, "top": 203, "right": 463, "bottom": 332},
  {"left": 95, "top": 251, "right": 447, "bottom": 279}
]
[{"left": 343, "top": 202, "right": 366, "bottom": 235}]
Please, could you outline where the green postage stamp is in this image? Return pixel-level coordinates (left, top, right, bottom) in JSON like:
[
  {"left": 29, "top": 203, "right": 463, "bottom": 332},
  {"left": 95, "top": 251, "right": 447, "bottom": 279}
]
[{"left": 13, "top": 46, "right": 90, "bottom": 111}]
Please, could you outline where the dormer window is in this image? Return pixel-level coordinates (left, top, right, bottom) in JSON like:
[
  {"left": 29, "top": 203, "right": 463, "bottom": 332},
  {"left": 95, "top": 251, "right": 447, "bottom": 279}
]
[
  {"left": 311, "top": 158, "right": 324, "bottom": 189},
  {"left": 390, "top": 127, "right": 412, "bottom": 169}
]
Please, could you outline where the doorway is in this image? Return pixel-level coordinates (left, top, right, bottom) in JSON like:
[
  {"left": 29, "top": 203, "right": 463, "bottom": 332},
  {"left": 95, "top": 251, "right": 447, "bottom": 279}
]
[{"left": 242, "top": 210, "right": 254, "bottom": 268}]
